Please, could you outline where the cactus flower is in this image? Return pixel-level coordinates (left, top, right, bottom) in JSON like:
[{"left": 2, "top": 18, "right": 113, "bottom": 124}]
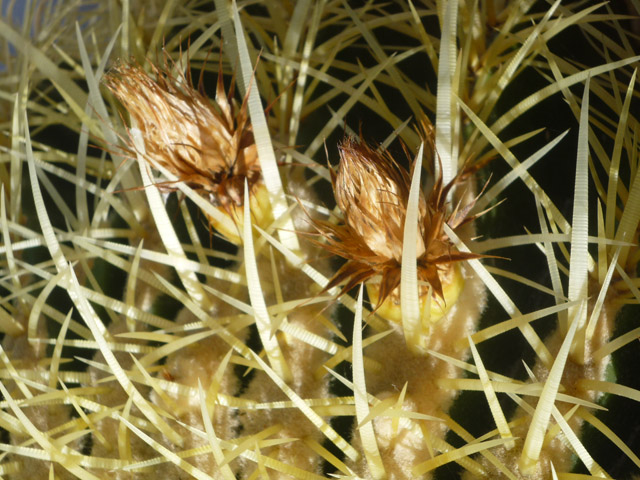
[
  {"left": 104, "top": 60, "right": 271, "bottom": 243},
  {"left": 311, "top": 137, "right": 482, "bottom": 325}
]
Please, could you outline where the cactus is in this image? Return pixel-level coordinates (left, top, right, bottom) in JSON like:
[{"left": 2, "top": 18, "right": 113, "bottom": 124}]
[{"left": 0, "top": 1, "right": 639, "bottom": 479}]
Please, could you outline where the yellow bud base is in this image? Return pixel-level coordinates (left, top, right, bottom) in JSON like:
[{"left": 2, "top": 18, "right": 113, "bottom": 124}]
[
  {"left": 366, "top": 263, "right": 465, "bottom": 325},
  {"left": 207, "top": 183, "right": 273, "bottom": 244}
]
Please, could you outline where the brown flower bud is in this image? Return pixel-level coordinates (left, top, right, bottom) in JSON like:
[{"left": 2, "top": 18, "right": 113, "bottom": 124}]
[
  {"left": 334, "top": 139, "right": 427, "bottom": 261},
  {"left": 104, "top": 60, "right": 270, "bottom": 243},
  {"left": 310, "top": 135, "right": 483, "bottom": 326}
]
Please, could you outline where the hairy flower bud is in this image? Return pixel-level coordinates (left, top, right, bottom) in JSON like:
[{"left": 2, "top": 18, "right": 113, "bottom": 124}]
[
  {"left": 335, "top": 139, "right": 427, "bottom": 260},
  {"left": 310, "top": 135, "right": 483, "bottom": 326},
  {"left": 104, "top": 60, "right": 270, "bottom": 243}
]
